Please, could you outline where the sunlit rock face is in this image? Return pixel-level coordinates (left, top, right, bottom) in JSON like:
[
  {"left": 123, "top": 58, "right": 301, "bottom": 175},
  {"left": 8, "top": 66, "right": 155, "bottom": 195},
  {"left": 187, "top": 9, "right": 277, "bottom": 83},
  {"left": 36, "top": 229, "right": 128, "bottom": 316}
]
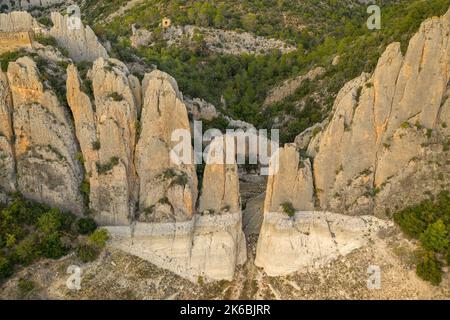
[
  {"left": 6, "top": 57, "right": 84, "bottom": 214},
  {"left": 135, "top": 70, "right": 197, "bottom": 223},
  {"left": 256, "top": 8, "right": 450, "bottom": 277},
  {"left": 312, "top": 9, "right": 450, "bottom": 216},
  {"left": 50, "top": 12, "right": 109, "bottom": 63}
]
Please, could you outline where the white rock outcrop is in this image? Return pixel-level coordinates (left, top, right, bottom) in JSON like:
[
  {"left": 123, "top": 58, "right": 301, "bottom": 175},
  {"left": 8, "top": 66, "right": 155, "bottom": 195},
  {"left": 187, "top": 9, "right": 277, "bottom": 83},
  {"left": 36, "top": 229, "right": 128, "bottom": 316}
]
[
  {"left": 0, "top": 11, "right": 39, "bottom": 32},
  {"left": 79, "top": 58, "right": 138, "bottom": 225},
  {"left": 106, "top": 210, "right": 247, "bottom": 282},
  {"left": 106, "top": 135, "right": 247, "bottom": 282},
  {"left": 255, "top": 211, "right": 390, "bottom": 276},
  {"left": 50, "top": 12, "right": 109, "bottom": 62},
  {"left": 135, "top": 70, "right": 197, "bottom": 223},
  {"left": 264, "top": 144, "right": 314, "bottom": 213},
  {"left": 6, "top": 56, "right": 84, "bottom": 214},
  {"left": 312, "top": 9, "right": 450, "bottom": 215}
]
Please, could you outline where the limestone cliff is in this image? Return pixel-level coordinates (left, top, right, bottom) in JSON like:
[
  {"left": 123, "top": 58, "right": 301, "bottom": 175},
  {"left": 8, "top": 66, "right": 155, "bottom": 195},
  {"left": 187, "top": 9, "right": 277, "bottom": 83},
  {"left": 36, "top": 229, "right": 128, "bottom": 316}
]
[
  {"left": 0, "top": 69, "right": 15, "bottom": 193},
  {"left": 1, "top": 0, "right": 65, "bottom": 12},
  {"left": 106, "top": 134, "right": 247, "bottom": 282},
  {"left": 0, "top": 11, "right": 39, "bottom": 32},
  {"left": 255, "top": 8, "right": 450, "bottom": 277},
  {"left": 6, "top": 56, "right": 84, "bottom": 214},
  {"left": 135, "top": 70, "right": 197, "bottom": 223},
  {"left": 264, "top": 144, "right": 314, "bottom": 213},
  {"left": 198, "top": 136, "right": 241, "bottom": 214},
  {"left": 66, "top": 58, "right": 139, "bottom": 225},
  {"left": 50, "top": 12, "right": 109, "bottom": 63},
  {"left": 311, "top": 9, "right": 450, "bottom": 216}
]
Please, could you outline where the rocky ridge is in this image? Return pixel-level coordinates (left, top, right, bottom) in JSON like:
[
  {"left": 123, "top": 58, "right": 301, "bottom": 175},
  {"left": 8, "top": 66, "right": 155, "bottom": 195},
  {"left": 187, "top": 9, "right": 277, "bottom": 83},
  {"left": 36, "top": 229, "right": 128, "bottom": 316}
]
[
  {"left": 131, "top": 24, "right": 297, "bottom": 55},
  {"left": 254, "top": 7, "right": 450, "bottom": 276},
  {"left": 0, "top": 6, "right": 449, "bottom": 282}
]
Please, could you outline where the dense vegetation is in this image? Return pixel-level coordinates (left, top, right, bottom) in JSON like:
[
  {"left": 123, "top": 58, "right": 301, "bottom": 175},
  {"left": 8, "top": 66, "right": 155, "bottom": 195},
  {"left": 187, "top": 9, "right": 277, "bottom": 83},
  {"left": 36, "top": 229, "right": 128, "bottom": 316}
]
[
  {"left": 81, "top": 0, "right": 450, "bottom": 143},
  {"left": 0, "top": 195, "right": 108, "bottom": 282},
  {"left": 394, "top": 191, "right": 450, "bottom": 285}
]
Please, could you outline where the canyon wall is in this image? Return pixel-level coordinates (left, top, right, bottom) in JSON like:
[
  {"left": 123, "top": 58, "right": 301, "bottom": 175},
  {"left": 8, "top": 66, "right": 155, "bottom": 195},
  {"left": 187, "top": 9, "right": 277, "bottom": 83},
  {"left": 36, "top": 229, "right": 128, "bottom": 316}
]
[{"left": 255, "top": 8, "right": 450, "bottom": 276}]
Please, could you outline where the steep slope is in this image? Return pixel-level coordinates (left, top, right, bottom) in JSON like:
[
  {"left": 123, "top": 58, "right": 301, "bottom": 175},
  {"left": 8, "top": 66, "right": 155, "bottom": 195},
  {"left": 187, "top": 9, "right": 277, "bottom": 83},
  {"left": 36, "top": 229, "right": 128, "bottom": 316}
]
[
  {"left": 6, "top": 56, "right": 84, "bottom": 214},
  {"left": 312, "top": 9, "right": 450, "bottom": 216},
  {"left": 255, "top": 7, "right": 450, "bottom": 276}
]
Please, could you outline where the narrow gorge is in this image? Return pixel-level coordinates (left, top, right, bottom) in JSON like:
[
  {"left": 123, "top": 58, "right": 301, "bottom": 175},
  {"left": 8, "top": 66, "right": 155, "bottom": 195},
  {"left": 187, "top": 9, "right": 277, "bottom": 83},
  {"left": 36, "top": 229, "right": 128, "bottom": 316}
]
[{"left": 0, "top": 5, "right": 449, "bottom": 289}]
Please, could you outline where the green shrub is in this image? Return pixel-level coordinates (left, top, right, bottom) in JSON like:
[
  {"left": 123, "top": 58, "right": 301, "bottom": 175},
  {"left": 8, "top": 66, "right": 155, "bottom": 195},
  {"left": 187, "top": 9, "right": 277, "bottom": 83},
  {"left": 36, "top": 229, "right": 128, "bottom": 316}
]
[
  {"left": 393, "top": 191, "right": 449, "bottom": 285},
  {"left": 416, "top": 251, "right": 443, "bottom": 286},
  {"left": 35, "top": 34, "right": 58, "bottom": 47},
  {"left": 420, "top": 220, "right": 448, "bottom": 253},
  {"left": 37, "top": 16, "right": 53, "bottom": 27},
  {"left": 281, "top": 202, "right": 295, "bottom": 217},
  {"left": 394, "top": 200, "right": 437, "bottom": 238},
  {"left": 77, "top": 244, "right": 98, "bottom": 263},
  {"left": 169, "top": 172, "right": 189, "bottom": 187},
  {"left": 39, "top": 233, "right": 67, "bottom": 259},
  {"left": 92, "top": 140, "right": 101, "bottom": 150},
  {"left": 401, "top": 122, "right": 410, "bottom": 129},
  {"left": 77, "top": 218, "right": 97, "bottom": 235},
  {"left": 37, "top": 210, "right": 62, "bottom": 234},
  {"left": 88, "top": 229, "right": 109, "bottom": 249},
  {"left": 15, "top": 234, "right": 40, "bottom": 265},
  {"left": 0, "top": 50, "right": 28, "bottom": 72},
  {"left": 18, "top": 278, "right": 35, "bottom": 297},
  {"left": 0, "top": 255, "right": 13, "bottom": 280},
  {"left": 108, "top": 92, "right": 124, "bottom": 101},
  {"left": 76, "top": 229, "right": 109, "bottom": 263},
  {"left": 96, "top": 157, "right": 120, "bottom": 175}
]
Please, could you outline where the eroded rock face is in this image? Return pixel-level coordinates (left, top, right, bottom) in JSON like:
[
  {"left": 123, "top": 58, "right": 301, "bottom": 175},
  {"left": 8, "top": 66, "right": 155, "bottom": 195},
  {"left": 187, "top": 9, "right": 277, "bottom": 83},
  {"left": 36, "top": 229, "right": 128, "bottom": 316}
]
[
  {"left": 6, "top": 56, "right": 83, "bottom": 214},
  {"left": 264, "top": 144, "right": 314, "bottom": 213},
  {"left": 67, "top": 58, "right": 141, "bottom": 225},
  {"left": 136, "top": 70, "right": 197, "bottom": 223},
  {"left": 255, "top": 211, "right": 390, "bottom": 276},
  {"left": 312, "top": 9, "right": 450, "bottom": 215},
  {"left": 199, "top": 136, "right": 241, "bottom": 214},
  {"left": 263, "top": 67, "right": 326, "bottom": 107},
  {"left": 0, "top": 70, "right": 15, "bottom": 193},
  {"left": 105, "top": 132, "right": 247, "bottom": 282},
  {"left": 106, "top": 211, "right": 247, "bottom": 282},
  {"left": 1, "top": 0, "right": 64, "bottom": 12},
  {"left": 0, "top": 11, "right": 39, "bottom": 32},
  {"left": 50, "top": 12, "right": 109, "bottom": 62},
  {"left": 255, "top": 8, "right": 450, "bottom": 277}
]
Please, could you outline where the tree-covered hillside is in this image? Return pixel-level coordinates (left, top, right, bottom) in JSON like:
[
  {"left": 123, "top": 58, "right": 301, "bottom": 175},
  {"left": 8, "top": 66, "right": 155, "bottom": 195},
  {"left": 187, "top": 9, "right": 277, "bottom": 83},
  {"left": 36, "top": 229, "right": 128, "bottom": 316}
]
[{"left": 80, "top": 0, "right": 450, "bottom": 143}]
